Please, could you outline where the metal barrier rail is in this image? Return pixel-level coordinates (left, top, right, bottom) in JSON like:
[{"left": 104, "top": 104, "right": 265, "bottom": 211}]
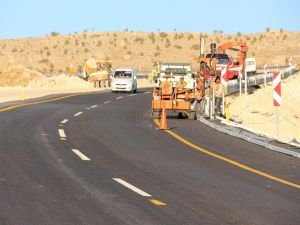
[{"left": 225, "top": 65, "right": 297, "bottom": 94}]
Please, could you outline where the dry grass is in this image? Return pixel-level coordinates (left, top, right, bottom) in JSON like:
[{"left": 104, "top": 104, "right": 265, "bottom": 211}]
[{"left": 0, "top": 30, "right": 299, "bottom": 73}]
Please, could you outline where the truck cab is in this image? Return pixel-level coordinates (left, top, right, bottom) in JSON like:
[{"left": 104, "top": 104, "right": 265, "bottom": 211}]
[
  {"left": 111, "top": 68, "right": 137, "bottom": 93},
  {"left": 156, "top": 63, "right": 195, "bottom": 90}
]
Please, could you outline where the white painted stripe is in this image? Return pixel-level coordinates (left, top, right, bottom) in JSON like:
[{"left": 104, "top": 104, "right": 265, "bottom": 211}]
[
  {"left": 273, "top": 72, "right": 281, "bottom": 87},
  {"left": 116, "top": 96, "right": 123, "bottom": 100},
  {"left": 74, "top": 112, "right": 83, "bottom": 117},
  {"left": 90, "top": 105, "right": 98, "bottom": 108},
  {"left": 113, "top": 178, "right": 152, "bottom": 197},
  {"left": 104, "top": 101, "right": 111, "bottom": 104},
  {"left": 86, "top": 107, "right": 91, "bottom": 110},
  {"left": 72, "top": 149, "right": 90, "bottom": 161},
  {"left": 60, "top": 119, "right": 68, "bottom": 124},
  {"left": 274, "top": 92, "right": 282, "bottom": 105},
  {"left": 58, "top": 129, "right": 66, "bottom": 138},
  {"left": 129, "top": 94, "right": 137, "bottom": 96},
  {"left": 143, "top": 91, "right": 150, "bottom": 94}
]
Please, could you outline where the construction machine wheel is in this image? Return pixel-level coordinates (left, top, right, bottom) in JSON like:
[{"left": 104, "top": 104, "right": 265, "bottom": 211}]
[
  {"left": 187, "top": 111, "right": 196, "bottom": 120},
  {"left": 152, "top": 110, "right": 161, "bottom": 119}
]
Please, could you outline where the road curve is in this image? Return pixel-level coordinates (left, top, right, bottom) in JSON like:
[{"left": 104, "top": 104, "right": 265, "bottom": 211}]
[{"left": 0, "top": 89, "right": 299, "bottom": 225}]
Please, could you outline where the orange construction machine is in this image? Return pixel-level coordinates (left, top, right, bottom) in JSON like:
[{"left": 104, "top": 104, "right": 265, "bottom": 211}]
[
  {"left": 152, "top": 75, "right": 204, "bottom": 120},
  {"left": 199, "top": 41, "right": 248, "bottom": 80}
]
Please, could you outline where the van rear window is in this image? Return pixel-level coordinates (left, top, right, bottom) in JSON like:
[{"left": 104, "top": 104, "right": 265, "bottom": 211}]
[{"left": 114, "top": 71, "right": 132, "bottom": 78}]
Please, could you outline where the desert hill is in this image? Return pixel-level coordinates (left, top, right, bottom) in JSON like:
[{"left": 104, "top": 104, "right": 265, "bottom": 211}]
[{"left": 0, "top": 30, "right": 299, "bottom": 74}]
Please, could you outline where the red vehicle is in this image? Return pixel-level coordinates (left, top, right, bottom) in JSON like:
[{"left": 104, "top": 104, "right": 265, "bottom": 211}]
[{"left": 203, "top": 53, "right": 240, "bottom": 80}]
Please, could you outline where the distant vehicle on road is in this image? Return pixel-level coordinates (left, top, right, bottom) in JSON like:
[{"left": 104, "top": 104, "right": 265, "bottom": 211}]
[
  {"left": 245, "top": 58, "right": 256, "bottom": 75},
  {"left": 111, "top": 68, "right": 137, "bottom": 93}
]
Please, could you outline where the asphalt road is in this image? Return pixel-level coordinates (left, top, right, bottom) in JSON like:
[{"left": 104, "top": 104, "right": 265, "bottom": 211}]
[{"left": 0, "top": 89, "right": 299, "bottom": 225}]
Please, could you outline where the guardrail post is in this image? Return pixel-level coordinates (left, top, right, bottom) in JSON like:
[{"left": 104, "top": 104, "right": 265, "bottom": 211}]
[{"left": 244, "top": 68, "right": 248, "bottom": 96}]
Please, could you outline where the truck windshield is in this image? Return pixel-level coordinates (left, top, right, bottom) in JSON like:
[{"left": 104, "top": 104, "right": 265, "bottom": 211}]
[
  {"left": 114, "top": 71, "right": 132, "bottom": 78},
  {"left": 165, "top": 68, "right": 187, "bottom": 75},
  {"left": 217, "top": 59, "right": 228, "bottom": 65}
]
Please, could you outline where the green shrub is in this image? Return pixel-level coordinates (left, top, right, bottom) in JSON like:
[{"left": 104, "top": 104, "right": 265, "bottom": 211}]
[
  {"left": 50, "top": 32, "right": 59, "bottom": 37},
  {"left": 148, "top": 32, "right": 156, "bottom": 43},
  {"left": 159, "top": 32, "right": 168, "bottom": 38},
  {"left": 97, "top": 41, "right": 102, "bottom": 47},
  {"left": 191, "top": 44, "right": 200, "bottom": 50},
  {"left": 165, "top": 38, "right": 171, "bottom": 48},
  {"left": 39, "top": 58, "right": 49, "bottom": 64},
  {"left": 134, "top": 37, "right": 145, "bottom": 44},
  {"left": 154, "top": 52, "right": 160, "bottom": 57},
  {"left": 187, "top": 34, "right": 194, "bottom": 40}
]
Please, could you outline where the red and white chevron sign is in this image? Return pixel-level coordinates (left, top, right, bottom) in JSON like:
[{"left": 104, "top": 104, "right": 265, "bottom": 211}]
[
  {"left": 221, "top": 65, "right": 228, "bottom": 85},
  {"left": 273, "top": 72, "right": 281, "bottom": 106}
]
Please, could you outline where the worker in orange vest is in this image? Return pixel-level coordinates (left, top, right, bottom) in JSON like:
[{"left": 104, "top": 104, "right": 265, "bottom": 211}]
[{"left": 210, "top": 76, "right": 224, "bottom": 116}]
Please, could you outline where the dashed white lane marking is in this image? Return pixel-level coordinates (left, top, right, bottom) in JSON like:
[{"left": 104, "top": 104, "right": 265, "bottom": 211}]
[
  {"left": 143, "top": 91, "right": 151, "bottom": 94},
  {"left": 86, "top": 107, "right": 91, "bottom": 110},
  {"left": 72, "top": 149, "right": 90, "bottom": 161},
  {"left": 90, "top": 105, "right": 98, "bottom": 108},
  {"left": 113, "top": 178, "right": 152, "bottom": 197},
  {"left": 129, "top": 94, "right": 137, "bottom": 96},
  {"left": 116, "top": 96, "right": 123, "bottom": 100},
  {"left": 104, "top": 101, "right": 111, "bottom": 104},
  {"left": 58, "top": 129, "right": 66, "bottom": 138},
  {"left": 74, "top": 112, "right": 83, "bottom": 117},
  {"left": 60, "top": 119, "right": 68, "bottom": 124}
]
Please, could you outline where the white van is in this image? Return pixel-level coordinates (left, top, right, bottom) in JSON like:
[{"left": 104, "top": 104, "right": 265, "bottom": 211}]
[
  {"left": 245, "top": 58, "right": 256, "bottom": 75},
  {"left": 111, "top": 68, "right": 137, "bottom": 93}
]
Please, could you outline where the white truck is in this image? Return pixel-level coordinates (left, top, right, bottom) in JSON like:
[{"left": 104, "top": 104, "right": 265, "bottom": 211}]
[
  {"left": 111, "top": 68, "right": 137, "bottom": 93},
  {"left": 156, "top": 63, "right": 195, "bottom": 89},
  {"left": 245, "top": 58, "right": 256, "bottom": 75}
]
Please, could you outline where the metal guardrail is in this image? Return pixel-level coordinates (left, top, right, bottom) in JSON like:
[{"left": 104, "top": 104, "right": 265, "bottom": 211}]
[{"left": 225, "top": 65, "right": 297, "bottom": 94}]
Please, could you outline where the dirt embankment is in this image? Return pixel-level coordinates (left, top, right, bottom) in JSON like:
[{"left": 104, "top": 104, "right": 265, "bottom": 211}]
[{"left": 229, "top": 72, "right": 300, "bottom": 142}]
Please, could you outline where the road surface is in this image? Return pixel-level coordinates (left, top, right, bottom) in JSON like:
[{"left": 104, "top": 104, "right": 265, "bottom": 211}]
[{"left": 0, "top": 89, "right": 299, "bottom": 225}]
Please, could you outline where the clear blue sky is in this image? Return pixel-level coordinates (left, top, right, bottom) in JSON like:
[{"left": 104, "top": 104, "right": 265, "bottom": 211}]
[{"left": 1, "top": 0, "right": 299, "bottom": 39}]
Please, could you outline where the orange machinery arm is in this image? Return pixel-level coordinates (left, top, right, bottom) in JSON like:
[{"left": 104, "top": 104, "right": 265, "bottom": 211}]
[{"left": 217, "top": 42, "right": 248, "bottom": 71}]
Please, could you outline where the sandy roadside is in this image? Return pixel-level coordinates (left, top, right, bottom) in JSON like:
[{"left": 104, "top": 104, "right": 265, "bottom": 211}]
[{"left": 228, "top": 72, "right": 300, "bottom": 142}]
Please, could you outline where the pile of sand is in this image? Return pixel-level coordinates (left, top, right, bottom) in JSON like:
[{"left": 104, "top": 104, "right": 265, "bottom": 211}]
[
  {"left": 0, "top": 64, "right": 91, "bottom": 89},
  {"left": 27, "top": 74, "right": 91, "bottom": 89},
  {"left": 229, "top": 72, "right": 300, "bottom": 142},
  {"left": 0, "top": 65, "right": 44, "bottom": 87}
]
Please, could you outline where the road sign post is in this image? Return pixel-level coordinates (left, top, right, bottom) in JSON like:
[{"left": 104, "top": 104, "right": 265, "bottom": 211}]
[
  {"left": 273, "top": 71, "right": 281, "bottom": 139},
  {"left": 238, "top": 66, "right": 242, "bottom": 96},
  {"left": 263, "top": 64, "right": 267, "bottom": 87}
]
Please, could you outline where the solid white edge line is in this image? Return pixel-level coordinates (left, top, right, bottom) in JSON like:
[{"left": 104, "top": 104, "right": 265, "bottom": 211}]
[
  {"left": 72, "top": 149, "right": 90, "bottom": 161},
  {"left": 58, "top": 129, "right": 66, "bottom": 138},
  {"left": 113, "top": 178, "right": 152, "bottom": 197},
  {"left": 60, "top": 119, "right": 68, "bottom": 124},
  {"left": 74, "top": 112, "right": 83, "bottom": 117},
  {"left": 104, "top": 101, "right": 111, "bottom": 104},
  {"left": 90, "top": 105, "right": 98, "bottom": 108}
]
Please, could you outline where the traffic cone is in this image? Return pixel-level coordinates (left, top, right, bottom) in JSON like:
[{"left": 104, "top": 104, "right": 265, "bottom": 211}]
[{"left": 159, "top": 105, "right": 168, "bottom": 130}]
